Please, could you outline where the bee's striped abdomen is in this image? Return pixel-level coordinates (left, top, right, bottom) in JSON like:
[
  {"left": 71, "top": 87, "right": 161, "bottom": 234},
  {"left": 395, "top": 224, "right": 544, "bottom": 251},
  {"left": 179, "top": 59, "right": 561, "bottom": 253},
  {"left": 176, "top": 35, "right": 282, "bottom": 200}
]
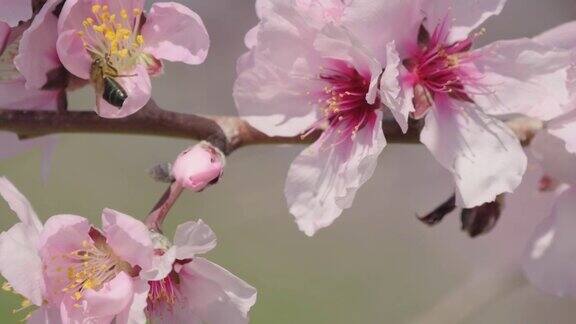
[{"left": 102, "top": 77, "right": 128, "bottom": 108}]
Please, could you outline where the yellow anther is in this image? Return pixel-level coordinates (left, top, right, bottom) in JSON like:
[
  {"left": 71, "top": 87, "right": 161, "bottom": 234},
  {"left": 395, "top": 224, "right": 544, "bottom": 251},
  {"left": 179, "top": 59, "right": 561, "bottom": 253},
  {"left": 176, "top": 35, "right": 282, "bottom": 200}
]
[
  {"left": 118, "top": 49, "right": 129, "bottom": 58},
  {"left": 133, "top": 8, "right": 141, "bottom": 15},
  {"left": 92, "top": 24, "right": 105, "bottom": 33},
  {"left": 105, "top": 30, "right": 115, "bottom": 41},
  {"left": 109, "top": 14, "right": 116, "bottom": 22},
  {"left": 120, "top": 9, "right": 128, "bottom": 19},
  {"left": 77, "top": 31, "right": 84, "bottom": 37},
  {"left": 91, "top": 4, "right": 101, "bottom": 14},
  {"left": 73, "top": 291, "right": 82, "bottom": 301},
  {"left": 67, "top": 267, "right": 75, "bottom": 280},
  {"left": 136, "top": 35, "right": 144, "bottom": 45}
]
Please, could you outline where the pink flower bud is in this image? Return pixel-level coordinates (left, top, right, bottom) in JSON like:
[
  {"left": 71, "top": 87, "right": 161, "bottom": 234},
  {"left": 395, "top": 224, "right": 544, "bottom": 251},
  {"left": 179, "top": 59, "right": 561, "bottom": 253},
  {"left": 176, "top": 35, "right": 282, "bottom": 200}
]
[{"left": 171, "top": 141, "right": 225, "bottom": 192}]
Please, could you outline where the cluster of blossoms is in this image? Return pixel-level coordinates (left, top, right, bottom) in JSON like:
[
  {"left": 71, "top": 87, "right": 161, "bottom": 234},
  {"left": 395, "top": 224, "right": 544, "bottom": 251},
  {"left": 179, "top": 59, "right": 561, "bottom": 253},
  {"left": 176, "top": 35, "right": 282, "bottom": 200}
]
[
  {"left": 234, "top": 0, "right": 574, "bottom": 236},
  {"left": 3, "top": 0, "right": 576, "bottom": 322},
  {"left": 0, "top": 142, "right": 255, "bottom": 323}
]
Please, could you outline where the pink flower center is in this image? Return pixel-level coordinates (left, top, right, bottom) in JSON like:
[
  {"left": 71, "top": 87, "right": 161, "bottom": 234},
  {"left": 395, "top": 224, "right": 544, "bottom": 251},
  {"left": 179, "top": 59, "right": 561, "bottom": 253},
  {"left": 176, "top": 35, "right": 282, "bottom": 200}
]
[
  {"left": 48, "top": 232, "right": 132, "bottom": 305},
  {"left": 405, "top": 21, "right": 487, "bottom": 117},
  {"left": 305, "top": 59, "right": 378, "bottom": 145},
  {"left": 77, "top": 4, "right": 146, "bottom": 72},
  {"left": 146, "top": 271, "right": 181, "bottom": 316}
]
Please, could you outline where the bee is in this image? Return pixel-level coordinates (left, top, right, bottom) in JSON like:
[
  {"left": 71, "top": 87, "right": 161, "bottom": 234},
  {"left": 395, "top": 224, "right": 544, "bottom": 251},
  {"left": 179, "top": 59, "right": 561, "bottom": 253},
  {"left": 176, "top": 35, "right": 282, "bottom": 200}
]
[{"left": 90, "top": 54, "right": 128, "bottom": 109}]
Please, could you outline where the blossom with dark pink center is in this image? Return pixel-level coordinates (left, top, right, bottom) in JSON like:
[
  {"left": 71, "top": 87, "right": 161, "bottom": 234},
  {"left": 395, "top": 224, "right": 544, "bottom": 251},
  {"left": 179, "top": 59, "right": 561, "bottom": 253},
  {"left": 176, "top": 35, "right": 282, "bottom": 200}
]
[
  {"left": 404, "top": 22, "right": 485, "bottom": 118},
  {"left": 375, "top": 0, "right": 575, "bottom": 209},
  {"left": 235, "top": 1, "right": 408, "bottom": 235},
  {"left": 57, "top": 0, "right": 210, "bottom": 118}
]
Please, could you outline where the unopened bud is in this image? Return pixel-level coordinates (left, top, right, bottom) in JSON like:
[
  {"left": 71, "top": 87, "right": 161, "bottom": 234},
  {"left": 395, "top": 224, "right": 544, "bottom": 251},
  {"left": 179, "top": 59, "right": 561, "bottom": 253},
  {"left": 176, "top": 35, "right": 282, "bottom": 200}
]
[{"left": 171, "top": 141, "right": 225, "bottom": 192}]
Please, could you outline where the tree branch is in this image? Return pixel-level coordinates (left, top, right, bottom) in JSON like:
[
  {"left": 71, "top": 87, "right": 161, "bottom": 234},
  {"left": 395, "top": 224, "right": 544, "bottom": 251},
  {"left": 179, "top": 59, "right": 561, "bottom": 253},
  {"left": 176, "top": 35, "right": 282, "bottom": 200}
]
[
  {"left": 0, "top": 100, "right": 419, "bottom": 154},
  {"left": 0, "top": 100, "right": 541, "bottom": 154}
]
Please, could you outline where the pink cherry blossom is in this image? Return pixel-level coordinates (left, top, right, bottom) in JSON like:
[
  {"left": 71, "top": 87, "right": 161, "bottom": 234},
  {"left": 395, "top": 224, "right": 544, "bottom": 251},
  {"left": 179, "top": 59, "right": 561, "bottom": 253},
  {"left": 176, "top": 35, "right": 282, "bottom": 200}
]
[
  {"left": 14, "top": 0, "right": 64, "bottom": 90},
  {"left": 235, "top": 2, "right": 410, "bottom": 235},
  {"left": 57, "top": 0, "right": 210, "bottom": 118},
  {"left": 387, "top": 0, "right": 574, "bottom": 208},
  {"left": 0, "top": 21, "right": 60, "bottom": 179},
  {"left": 520, "top": 131, "right": 576, "bottom": 297},
  {"left": 237, "top": 0, "right": 347, "bottom": 75},
  {"left": 0, "top": 177, "right": 157, "bottom": 323},
  {"left": 139, "top": 220, "right": 257, "bottom": 323},
  {"left": 171, "top": 142, "right": 225, "bottom": 192}
]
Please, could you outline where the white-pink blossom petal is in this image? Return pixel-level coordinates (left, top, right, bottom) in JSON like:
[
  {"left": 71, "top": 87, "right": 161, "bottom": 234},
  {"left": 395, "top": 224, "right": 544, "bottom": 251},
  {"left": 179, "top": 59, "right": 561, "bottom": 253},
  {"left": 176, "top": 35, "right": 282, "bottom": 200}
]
[
  {"left": 379, "top": 42, "right": 414, "bottom": 133},
  {"left": 82, "top": 272, "right": 135, "bottom": 319},
  {"left": 141, "top": 2, "right": 210, "bottom": 65},
  {"left": 14, "top": 0, "right": 61, "bottom": 89},
  {"left": 0, "top": 224, "right": 45, "bottom": 305},
  {"left": 420, "top": 97, "right": 526, "bottom": 208},
  {"left": 101, "top": 208, "right": 154, "bottom": 272},
  {"left": 173, "top": 220, "right": 217, "bottom": 260},
  {"left": 0, "top": 176, "right": 43, "bottom": 235},
  {"left": 180, "top": 258, "right": 257, "bottom": 323},
  {"left": 285, "top": 111, "right": 386, "bottom": 236},
  {"left": 56, "top": 29, "right": 91, "bottom": 80},
  {"left": 548, "top": 113, "right": 576, "bottom": 155},
  {"left": 472, "top": 38, "right": 573, "bottom": 121},
  {"left": 534, "top": 21, "right": 576, "bottom": 50},
  {"left": 419, "top": 0, "right": 506, "bottom": 44},
  {"left": 523, "top": 187, "right": 576, "bottom": 297},
  {"left": 341, "top": 0, "right": 422, "bottom": 59},
  {"left": 531, "top": 130, "right": 576, "bottom": 185},
  {"left": 116, "top": 280, "right": 149, "bottom": 324},
  {"left": 233, "top": 3, "right": 324, "bottom": 137}
]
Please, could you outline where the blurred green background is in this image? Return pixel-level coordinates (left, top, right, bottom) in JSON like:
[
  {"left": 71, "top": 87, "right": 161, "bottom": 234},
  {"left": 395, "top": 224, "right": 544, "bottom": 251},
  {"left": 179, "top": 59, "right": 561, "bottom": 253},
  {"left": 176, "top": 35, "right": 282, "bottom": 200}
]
[{"left": 1, "top": 0, "right": 576, "bottom": 323}]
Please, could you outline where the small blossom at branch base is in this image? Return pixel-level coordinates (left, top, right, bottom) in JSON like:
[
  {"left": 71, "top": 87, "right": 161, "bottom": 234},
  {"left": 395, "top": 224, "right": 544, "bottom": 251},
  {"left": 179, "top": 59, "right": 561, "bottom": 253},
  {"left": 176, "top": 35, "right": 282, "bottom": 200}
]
[
  {"left": 171, "top": 141, "right": 225, "bottom": 192},
  {"left": 138, "top": 220, "right": 257, "bottom": 323}
]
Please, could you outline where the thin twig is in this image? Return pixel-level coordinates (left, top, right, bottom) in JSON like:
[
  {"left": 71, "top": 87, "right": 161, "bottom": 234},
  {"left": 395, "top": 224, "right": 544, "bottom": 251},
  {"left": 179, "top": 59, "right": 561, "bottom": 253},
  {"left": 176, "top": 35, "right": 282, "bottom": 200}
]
[{"left": 145, "top": 181, "right": 184, "bottom": 232}]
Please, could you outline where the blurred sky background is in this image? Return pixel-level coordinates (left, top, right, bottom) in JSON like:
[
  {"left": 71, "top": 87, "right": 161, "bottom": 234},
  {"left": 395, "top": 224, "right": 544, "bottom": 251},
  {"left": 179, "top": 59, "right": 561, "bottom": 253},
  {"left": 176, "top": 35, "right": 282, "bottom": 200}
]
[{"left": 1, "top": 0, "right": 576, "bottom": 323}]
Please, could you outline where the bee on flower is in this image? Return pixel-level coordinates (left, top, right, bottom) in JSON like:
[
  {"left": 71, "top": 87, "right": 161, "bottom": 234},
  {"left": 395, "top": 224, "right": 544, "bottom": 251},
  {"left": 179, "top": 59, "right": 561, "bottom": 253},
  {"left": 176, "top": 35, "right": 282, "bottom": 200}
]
[{"left": 57, "top": 0, "right": 210, "bottom": 118}]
